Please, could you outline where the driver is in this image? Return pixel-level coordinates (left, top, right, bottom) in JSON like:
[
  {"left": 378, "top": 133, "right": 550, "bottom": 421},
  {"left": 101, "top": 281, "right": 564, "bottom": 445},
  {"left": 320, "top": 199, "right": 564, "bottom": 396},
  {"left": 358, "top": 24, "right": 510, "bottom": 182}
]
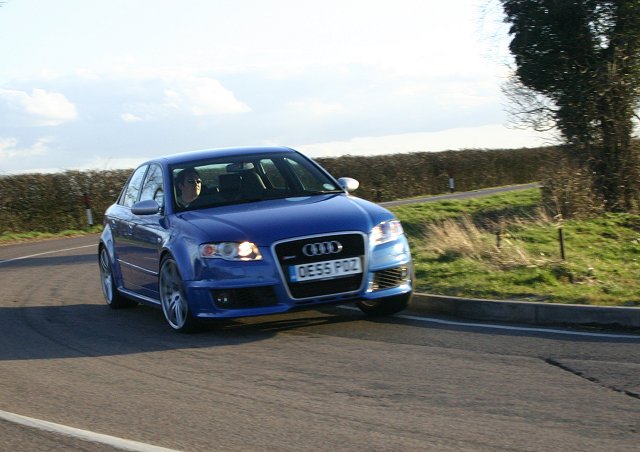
[{"left": 175, "top": 168, "right": 202, "bottom": 208}]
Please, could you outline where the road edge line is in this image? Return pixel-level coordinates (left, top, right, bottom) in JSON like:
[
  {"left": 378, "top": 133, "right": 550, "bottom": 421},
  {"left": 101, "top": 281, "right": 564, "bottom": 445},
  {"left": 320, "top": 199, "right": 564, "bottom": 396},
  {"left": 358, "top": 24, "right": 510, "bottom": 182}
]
[{"left": 0, "top": 409, "right": 179, "bottom": 452}]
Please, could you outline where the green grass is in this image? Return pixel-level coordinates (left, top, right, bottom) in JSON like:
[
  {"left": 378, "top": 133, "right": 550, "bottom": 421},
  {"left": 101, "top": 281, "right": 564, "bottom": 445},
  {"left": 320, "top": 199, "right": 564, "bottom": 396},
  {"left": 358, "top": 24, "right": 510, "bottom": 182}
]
[
  {"left": 391, "top": 189, "right": 640, "bottom": 306},
  {"left": 0, "top": 226, "right": 103, "bottom": 244}
]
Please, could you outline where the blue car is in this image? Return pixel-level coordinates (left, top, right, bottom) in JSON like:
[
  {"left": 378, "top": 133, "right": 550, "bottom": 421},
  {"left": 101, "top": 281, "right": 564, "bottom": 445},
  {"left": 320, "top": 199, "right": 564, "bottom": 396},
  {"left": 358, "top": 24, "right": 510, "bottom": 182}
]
[{"left": 98, "top": 146, "right": 413, "bottom": 332}]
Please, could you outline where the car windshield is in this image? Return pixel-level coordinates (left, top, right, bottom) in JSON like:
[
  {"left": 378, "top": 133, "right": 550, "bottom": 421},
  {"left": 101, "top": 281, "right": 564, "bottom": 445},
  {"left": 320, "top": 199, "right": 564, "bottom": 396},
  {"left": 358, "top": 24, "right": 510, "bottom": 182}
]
[{"left": 171, "top": 152, "right": 342, "bottom": 211}]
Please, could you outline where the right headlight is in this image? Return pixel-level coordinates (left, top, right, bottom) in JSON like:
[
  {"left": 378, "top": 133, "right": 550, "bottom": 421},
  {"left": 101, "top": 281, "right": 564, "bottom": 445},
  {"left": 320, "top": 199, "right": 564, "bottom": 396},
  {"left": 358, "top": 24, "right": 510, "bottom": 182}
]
[
  {"left": 370, "top": 219, "right": 404, "bottom": 245},
  {"left": 199, "top": 241, "right": 262, "bottom": 261}
]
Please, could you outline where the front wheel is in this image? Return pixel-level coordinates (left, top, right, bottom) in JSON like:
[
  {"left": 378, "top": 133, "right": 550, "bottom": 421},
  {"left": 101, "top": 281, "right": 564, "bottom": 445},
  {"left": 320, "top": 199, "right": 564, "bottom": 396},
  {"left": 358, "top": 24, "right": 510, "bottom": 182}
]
[
  {"left": 99, "top": 247, "right": 136, "bottom": 309},
  {"left": 357, "top": 293, "right": 411, "bottom": 316},
  {"left": 159, "top": 257, "right": 199, "bottom": 333}
]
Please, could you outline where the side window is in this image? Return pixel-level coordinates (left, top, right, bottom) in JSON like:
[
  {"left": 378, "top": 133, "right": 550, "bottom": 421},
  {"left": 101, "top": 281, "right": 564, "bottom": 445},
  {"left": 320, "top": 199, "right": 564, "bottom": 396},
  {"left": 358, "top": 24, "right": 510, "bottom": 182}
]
[
  {"left": 121, "top": 165, "right": 148, "bottom": 208},
  {"left": 139, "top": 164, "right": 164, "bottom": 208}
]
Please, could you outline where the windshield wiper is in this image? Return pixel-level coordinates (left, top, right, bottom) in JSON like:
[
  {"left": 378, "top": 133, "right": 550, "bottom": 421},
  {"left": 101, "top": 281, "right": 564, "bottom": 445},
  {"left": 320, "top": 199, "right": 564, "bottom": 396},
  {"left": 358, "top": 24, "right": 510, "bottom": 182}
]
[{"left": 305, "top": 189, "right": 344, "bottom": 196}]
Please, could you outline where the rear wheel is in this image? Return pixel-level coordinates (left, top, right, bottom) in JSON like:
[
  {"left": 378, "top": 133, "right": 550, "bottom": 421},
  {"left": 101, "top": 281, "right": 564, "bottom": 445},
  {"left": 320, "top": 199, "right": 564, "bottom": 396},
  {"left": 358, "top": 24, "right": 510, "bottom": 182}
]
[
  {"left": 357, "top": 293, "right": 411, "bottom": 316},
  {"left": 99, "top": 247, "right": 136, "bottom": 309},
  {"left": 159, "top": 257, "right": 199, "bottom": 333}
]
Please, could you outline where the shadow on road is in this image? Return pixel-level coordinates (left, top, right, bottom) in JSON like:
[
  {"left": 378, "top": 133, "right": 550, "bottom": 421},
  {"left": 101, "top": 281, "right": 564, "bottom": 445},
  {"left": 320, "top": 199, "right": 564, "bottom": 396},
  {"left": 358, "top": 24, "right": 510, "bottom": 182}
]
[
  {"left": 0, "top": 253, "right": 96, "bottom": 268},
  {"left": 0, "top": 303, "right": 361, "bottom": 361}
]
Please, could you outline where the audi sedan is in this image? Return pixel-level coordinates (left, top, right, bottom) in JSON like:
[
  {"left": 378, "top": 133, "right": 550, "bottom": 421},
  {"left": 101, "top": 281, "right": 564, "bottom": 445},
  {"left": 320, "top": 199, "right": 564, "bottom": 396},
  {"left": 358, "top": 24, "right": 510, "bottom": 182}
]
[{"left": 99, "top": 146, "right": 413, "bottom": 332}]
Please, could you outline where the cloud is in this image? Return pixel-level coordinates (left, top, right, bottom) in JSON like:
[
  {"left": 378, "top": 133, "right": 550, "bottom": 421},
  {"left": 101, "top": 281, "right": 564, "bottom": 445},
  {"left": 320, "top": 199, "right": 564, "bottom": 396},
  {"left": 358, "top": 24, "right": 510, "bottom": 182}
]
[
  {"left": 120, "top": 76, "right": 251, "bottom": 122},
  {"left": 167, "top": 77, "right": 251, "bottom": 116},
  {"left": 0, "top": 88, "right": 77, "bottom": 126},
  {"left": 0, "top": 136, "right": 52, "bottom": 162},
  {"left": 121, "top": 112, "right": 144, "bottom": 123}
]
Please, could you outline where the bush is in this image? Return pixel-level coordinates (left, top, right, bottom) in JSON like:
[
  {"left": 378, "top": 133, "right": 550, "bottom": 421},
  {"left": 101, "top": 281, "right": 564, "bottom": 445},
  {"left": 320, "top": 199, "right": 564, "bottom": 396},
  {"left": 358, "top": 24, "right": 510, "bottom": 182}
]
[
  {"left": 540, "top": 154, "right": 605, "bottom": 220},
  {"left": 0, "top": 169, "right": 130, "bottom": 234}
]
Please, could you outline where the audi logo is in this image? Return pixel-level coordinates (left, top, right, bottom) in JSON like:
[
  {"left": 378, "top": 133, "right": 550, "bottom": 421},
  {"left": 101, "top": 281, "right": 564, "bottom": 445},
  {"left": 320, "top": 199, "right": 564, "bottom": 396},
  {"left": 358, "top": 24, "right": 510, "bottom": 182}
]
[{"left": 302, "top": 241, "right": 343, "bottom": 257}]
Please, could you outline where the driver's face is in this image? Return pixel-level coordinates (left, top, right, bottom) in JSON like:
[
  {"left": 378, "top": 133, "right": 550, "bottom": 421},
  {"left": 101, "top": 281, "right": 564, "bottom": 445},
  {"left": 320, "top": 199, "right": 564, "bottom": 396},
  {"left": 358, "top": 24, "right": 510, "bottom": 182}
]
[{"left": 180, "top": 173, "right": 201, "bottom": 202}]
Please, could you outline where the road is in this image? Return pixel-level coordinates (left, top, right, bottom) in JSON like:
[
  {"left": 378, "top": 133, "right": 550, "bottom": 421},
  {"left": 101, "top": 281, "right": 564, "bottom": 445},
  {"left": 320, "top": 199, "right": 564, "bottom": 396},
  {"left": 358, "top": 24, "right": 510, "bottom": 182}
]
[
  {"left": 0, "top": 235, "right": 639, "bottom": 451},
  {"left": 379, "top": 182, "right": 541, "bottom": 207}
]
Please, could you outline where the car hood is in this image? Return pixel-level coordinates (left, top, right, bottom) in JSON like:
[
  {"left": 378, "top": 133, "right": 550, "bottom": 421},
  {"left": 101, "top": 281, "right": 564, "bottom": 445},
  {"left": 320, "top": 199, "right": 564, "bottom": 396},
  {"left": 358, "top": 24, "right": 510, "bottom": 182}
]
[{"left": 174, "top": 194, "right": 392, "bottom": 245}]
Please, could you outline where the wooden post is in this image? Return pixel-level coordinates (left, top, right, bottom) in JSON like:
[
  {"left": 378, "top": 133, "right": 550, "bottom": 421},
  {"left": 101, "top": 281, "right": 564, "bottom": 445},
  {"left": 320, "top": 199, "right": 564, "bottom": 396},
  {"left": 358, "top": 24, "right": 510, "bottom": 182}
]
[{"left": 558, "top": 227, "right": 566, "bottom": 260}]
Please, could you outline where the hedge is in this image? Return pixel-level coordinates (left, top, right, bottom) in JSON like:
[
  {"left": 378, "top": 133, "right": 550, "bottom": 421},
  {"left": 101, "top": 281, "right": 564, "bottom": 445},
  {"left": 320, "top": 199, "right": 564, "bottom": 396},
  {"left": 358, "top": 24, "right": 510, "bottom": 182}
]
[{"left": 0, "top": 146, "right": 560, "bottom": 234}]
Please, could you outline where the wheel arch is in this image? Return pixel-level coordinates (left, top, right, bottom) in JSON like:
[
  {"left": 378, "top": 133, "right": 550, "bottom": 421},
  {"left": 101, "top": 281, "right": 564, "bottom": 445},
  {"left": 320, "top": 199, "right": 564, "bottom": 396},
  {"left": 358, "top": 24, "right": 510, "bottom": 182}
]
[
  {"left": 158, "top": 237, "right": 199, "bottom": 280},
  {"left": 98, "top": 229, "right": 123, "bottom": 286}
]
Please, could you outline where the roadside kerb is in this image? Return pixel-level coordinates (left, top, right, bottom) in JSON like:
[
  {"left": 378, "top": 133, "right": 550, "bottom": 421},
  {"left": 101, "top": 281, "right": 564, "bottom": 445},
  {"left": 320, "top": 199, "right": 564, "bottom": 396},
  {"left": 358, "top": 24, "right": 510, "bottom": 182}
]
[{"left": 410, "top": 293, "right": 640, "bottom": 329}]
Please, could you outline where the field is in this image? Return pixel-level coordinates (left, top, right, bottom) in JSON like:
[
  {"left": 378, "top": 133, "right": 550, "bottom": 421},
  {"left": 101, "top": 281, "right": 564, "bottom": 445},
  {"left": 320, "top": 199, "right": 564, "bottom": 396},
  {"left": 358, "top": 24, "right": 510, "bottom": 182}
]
[{"left": 391, "top": 188, "right": 640, "bottom": 306}]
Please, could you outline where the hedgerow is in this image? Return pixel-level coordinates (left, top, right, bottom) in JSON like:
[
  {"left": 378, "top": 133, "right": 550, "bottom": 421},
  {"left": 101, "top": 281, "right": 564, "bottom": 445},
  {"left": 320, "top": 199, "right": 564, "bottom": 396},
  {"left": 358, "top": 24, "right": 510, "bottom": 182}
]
[{"left": 0, "top": 146, "right": 561, "bottom": 234}]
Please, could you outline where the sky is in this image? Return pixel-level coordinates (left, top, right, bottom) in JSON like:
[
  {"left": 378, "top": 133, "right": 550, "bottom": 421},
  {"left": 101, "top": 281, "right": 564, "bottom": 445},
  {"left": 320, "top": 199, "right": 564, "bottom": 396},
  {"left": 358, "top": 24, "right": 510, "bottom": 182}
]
[{"left": 0, "top": 0, "right": 557, "bottom": 175}]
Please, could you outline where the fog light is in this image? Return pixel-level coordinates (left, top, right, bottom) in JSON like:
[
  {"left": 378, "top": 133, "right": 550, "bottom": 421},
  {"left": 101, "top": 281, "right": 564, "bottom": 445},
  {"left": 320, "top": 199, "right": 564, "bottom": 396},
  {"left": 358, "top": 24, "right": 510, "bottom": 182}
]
[
  {"left": 368, "top": 280, "right": 379, "bottom": 292},
  {"left": 213, "top": 290, "right": 233, "bottom": 307}
]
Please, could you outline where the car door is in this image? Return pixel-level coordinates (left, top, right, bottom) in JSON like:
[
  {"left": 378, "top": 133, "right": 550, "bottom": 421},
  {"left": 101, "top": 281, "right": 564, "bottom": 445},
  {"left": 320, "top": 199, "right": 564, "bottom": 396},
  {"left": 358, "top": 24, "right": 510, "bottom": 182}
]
[
  {"left": 110, "top": 165, "right": 148, "bottom": 292},
  {"left": 125, "top": 164, "right": 166, "bottom": 300}
]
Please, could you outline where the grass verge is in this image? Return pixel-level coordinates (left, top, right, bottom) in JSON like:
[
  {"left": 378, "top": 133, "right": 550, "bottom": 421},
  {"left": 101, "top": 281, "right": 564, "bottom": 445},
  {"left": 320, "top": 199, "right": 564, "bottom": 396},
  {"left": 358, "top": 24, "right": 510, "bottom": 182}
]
[
  {"left": 390, "top": 188, "right": 640, "bottom": 306},
  {"left": 0, "top": 226, "right": 103, "bottom": 244}
]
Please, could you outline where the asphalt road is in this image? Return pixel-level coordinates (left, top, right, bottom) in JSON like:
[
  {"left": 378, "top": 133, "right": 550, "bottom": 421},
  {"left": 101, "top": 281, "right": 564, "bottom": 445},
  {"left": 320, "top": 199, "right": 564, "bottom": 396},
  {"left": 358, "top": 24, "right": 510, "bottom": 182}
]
[
  {"left": 379, "top": 182, "right": 541, "bottom": 207},
  {"left": 1, "top": 235, "right": 639, "bottom": 451}
]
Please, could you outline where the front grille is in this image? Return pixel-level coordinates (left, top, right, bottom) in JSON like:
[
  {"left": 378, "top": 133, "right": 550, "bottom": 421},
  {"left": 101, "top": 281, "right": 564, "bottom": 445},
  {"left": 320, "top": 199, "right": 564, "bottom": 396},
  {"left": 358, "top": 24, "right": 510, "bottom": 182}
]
[
  {"left": 274, "top": 233, "right": 366, "bottom": 299},
  {"left": 212, "top": 286, "right": 277, "bottom": 309},
  {"left": 372, "top": 266, "right": 409, "bottom": 291}
]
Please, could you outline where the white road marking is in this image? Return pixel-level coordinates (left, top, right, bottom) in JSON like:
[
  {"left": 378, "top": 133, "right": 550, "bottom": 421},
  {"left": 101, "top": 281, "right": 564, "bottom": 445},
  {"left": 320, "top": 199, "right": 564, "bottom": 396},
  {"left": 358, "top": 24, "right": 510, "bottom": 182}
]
[
  {"left": 338, "top": 306, "right": 640, "bottom": 340},
  {"left": 0, "top": 409, "right": 180, "bottom": 452},
  {"left": 0, "top": 244, "right": 96, "bottom": 265}
]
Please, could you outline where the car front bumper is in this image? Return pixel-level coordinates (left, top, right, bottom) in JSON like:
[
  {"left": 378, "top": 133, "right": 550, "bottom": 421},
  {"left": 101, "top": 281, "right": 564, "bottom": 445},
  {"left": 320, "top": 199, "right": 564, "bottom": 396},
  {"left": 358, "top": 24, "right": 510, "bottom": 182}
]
[{"left": 183, "top": 235, "right": 413, "bottom": 319}]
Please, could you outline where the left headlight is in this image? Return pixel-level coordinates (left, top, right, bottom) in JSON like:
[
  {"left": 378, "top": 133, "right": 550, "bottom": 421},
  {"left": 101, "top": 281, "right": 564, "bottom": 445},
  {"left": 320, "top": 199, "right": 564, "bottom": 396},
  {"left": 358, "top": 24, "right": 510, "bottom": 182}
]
[
  {"left": 370, "top": 219, "right": 404, "bottom": 245},
  {"left": 199, "top": 241, "right": 263, "bottom": 261}
]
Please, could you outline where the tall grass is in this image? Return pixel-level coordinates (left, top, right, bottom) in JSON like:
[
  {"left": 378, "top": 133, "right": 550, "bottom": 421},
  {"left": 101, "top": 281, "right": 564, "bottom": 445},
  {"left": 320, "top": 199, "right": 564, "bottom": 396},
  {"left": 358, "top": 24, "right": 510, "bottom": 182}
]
[{"left": 424, "top": 215, "right": 537, "bottom": 270}]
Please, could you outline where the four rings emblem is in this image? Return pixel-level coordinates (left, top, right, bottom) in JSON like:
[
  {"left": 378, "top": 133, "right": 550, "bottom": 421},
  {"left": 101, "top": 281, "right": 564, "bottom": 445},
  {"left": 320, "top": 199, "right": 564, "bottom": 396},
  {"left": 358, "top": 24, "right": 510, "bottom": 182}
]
[{"left": 302, "top": 241, "right": 343, "bottom": 257}]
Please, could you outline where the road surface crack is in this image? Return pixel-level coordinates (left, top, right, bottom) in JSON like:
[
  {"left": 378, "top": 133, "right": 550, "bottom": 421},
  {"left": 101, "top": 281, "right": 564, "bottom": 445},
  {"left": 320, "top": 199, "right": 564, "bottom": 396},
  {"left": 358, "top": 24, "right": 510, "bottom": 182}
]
[{"left": 545, "top": 358, "right": 640, "bottom": 401}]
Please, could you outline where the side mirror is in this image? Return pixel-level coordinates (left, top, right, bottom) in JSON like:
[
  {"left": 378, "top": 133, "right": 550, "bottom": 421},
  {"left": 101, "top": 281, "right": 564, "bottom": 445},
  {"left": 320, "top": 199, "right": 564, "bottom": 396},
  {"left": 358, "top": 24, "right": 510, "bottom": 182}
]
[
  {"left": 131, "top": 199, "right": 161, "bottom": 216},
  {"left": 338, "top": 177, "right": 359, "bottom": 193}
]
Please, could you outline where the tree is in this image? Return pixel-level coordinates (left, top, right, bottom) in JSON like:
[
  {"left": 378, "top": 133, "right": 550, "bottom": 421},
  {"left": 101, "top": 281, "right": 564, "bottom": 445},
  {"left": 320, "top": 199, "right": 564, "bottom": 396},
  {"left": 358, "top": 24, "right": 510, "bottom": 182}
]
[{"left": 500, "top": 0, "right": 640, "bottom": 211}]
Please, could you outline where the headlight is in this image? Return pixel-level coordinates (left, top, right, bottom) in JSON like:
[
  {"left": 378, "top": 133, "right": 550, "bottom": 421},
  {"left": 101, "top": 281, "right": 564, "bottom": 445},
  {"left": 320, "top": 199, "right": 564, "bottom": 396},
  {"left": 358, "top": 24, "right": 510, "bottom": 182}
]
[
  {"left": 370, "top": 219, "right": 404, "bottom": 245},
  {"left": 199, "top": 241, "right": 262, "bottom": 261}
]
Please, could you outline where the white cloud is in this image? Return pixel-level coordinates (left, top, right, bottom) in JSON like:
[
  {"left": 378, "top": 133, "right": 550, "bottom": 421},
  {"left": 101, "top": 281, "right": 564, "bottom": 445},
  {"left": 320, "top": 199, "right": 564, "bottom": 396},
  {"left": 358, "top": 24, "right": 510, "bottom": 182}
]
[
  {"left": 0, "top": 88, "right": 77, "bottom": 126},
  {"left": 121, "top": 112, "right": 144, "bottom": 123},
  {"left": 0, "top": 136, "right": 52, "bottom": 162},
  {"left": 120, "top": 75, "right": 251, "bottom": 122},
  {"left": 164, "top": 76, "right": 251, "bottom": 116}
]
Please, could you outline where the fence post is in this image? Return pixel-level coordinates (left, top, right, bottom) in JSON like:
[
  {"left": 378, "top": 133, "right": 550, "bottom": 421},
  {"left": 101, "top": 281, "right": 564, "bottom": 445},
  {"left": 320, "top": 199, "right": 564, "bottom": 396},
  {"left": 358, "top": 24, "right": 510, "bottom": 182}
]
[
  {"left": 558, "top": 227, "right": 566, "bottom": 260},
  {"left": 83, "top": 193, "right": 94, "bottom": 227}
]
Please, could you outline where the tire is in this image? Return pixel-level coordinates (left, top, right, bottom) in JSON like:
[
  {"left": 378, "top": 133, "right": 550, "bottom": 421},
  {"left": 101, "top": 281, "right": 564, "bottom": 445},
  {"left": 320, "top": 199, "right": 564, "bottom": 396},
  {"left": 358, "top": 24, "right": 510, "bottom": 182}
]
[
  {"left": 159, "top": 257, "right": 199, "bottom": 333},
  {"left": 99, "top": 247, "right": 136, "bottom": 309},
  {"left": 357, "top": 292, "right": 412, "bottom": 316}
]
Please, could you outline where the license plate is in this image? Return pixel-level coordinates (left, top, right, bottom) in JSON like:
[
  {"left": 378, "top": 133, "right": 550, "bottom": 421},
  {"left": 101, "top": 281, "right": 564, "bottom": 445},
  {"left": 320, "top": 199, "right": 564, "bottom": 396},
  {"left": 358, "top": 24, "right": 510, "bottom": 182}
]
[{"left": 289, "top": 257, "right": 362, "bottom": 282}]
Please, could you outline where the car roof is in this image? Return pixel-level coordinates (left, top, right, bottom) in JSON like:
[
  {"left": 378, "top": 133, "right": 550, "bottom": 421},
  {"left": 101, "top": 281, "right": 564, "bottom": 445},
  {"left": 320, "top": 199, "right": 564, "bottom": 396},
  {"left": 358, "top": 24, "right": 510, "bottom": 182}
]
[{"left": 145, "top": 146, "right": 299, "bottom": 167}]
